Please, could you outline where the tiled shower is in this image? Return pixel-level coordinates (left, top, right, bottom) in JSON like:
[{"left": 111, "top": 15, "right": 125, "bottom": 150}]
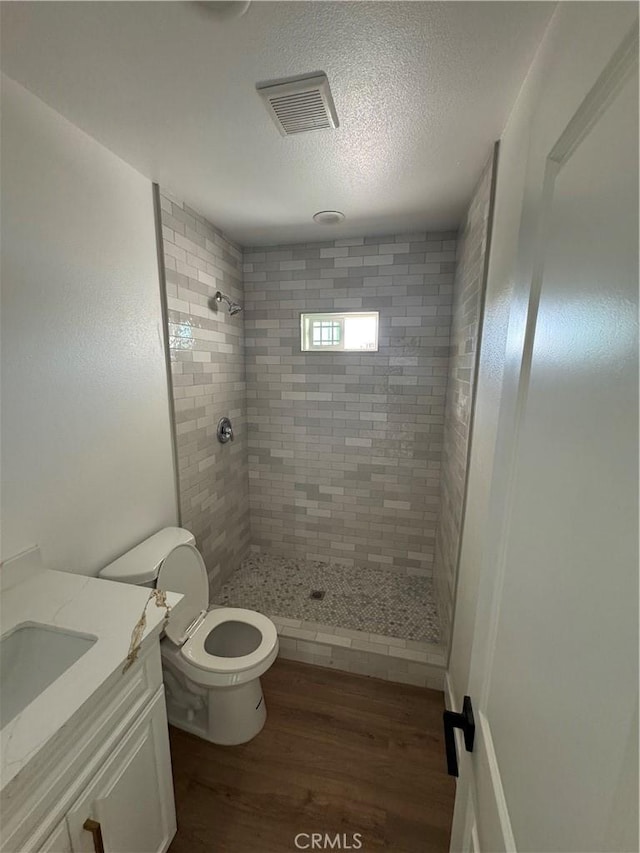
[
  {"left": 158, "top": 152, "right": 494, "bottom": 689},
  {"left": 161, "top": 191, "right": 250, "bottom": 587},
  {"left": 243, "top": 233, "right": 455, "bottom": 572}
]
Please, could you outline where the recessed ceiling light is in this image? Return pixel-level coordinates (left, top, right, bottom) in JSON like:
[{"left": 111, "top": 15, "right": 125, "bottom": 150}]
[
  {"left": 313, "top": 210, "right": 345, "bottom": 225},
  {"left": 195, "top": 2, "right": 251, "bottom": 20}
]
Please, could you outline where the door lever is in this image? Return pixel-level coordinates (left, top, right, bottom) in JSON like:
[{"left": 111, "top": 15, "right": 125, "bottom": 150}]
[
  {"left": 443, "top": 695, "right": 475, "bottom": 777},
  {"left": 83, "top": 819, "right": 105, "bottom": 853}
]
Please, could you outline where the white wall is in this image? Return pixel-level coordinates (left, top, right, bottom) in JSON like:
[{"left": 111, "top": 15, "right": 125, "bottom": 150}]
[{"left": 1, "top": 75, "right": 178, "bottom": 575}]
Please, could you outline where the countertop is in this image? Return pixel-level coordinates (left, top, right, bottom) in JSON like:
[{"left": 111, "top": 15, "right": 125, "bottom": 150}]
[{"left": 0, "top": 552, "right": 182, "bottom": 793}]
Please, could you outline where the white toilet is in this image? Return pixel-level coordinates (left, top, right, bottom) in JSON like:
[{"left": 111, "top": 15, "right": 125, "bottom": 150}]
[{"left": 99, "top": 527, "right": 279, "bottom": 745}]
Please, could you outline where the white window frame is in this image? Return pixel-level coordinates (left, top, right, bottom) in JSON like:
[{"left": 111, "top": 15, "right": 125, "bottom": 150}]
[{"left": 300, "top": 311, "right": 379, "bottom": 353}]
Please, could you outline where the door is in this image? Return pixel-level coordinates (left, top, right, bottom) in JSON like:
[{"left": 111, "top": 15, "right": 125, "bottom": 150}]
[
  {"left": 67, "top": 689, "right": 176, "bottom": 853},
  {"left": 449, "top": 5, "right": 639, "bottom": 852}
]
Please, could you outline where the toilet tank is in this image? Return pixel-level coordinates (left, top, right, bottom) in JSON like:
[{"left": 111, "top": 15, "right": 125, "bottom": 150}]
[{"left": 99, "top": 527, "right": 196, "bottom": 587}]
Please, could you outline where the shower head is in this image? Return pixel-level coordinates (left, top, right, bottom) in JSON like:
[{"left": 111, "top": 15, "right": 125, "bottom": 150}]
[{"left": 215, "top": 291, "right": 243, "bottom": 316}]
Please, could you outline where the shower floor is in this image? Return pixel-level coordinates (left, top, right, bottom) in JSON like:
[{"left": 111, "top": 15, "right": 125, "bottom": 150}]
[{"left": 217, "top": 552, "right": 441, "bottom": 644}]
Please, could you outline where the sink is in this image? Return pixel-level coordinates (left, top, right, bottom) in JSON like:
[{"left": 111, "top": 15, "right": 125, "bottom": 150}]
[{"left": 0, "top": 623, "right": 97, "bottom": 727}]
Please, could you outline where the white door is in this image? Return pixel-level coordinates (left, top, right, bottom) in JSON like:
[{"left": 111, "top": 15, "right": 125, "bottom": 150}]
[
  {"left": 450, "top": 5, "right": 639, "bottom": 852},
  {"left": 67, "top": 690, "right": 176, "bottom": 853}
]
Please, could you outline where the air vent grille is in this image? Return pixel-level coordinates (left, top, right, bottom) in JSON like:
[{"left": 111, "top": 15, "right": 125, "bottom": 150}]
[{"left": 257, "top": 73, "right": 339, "bottom": 137}]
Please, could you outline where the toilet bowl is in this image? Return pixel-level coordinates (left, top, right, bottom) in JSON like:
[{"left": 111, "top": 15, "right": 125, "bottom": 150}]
[{"left": 99, "top": 528, "right": 279, "bottom": 745}]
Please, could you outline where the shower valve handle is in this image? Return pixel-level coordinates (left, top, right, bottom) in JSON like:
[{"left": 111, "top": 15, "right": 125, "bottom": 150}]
[{"left": 217, "top": 417, "right": 234, "bottom": 444}]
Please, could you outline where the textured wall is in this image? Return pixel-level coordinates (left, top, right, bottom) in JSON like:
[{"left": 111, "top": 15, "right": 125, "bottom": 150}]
[
  {"left": 433, "top": 153, "right": 495, "bottom": 647},
  {"left": 243, "top": 234, "right": 456, "bottom": 574},
  {"left": 160, "top": 191, "right": 250, "bottom": 590},
  {"left": 1, "top": 75, "right": 177, "bottom": 573}
]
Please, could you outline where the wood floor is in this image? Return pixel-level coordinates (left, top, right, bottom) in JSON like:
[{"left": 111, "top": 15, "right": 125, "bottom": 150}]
[{"left": 168, "top": 659, "right": 455, "bottom": 853}]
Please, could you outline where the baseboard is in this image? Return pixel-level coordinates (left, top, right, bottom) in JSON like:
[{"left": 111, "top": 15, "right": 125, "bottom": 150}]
[{"left": 444, "top": 670, "right": 456, "bottom": 711}]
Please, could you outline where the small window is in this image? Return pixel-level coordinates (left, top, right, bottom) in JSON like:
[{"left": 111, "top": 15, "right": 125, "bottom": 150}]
[{"left": 301, "top": 312, "right": 379, "bottom": 352}]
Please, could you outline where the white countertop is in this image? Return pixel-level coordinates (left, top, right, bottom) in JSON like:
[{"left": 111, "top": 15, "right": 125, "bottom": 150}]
[{"left": 0, "top": 556, "right": 182, "bottom": 793}]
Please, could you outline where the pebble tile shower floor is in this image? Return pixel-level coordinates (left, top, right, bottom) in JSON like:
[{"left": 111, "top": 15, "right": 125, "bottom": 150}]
[{"left": 217, "top": 553, "right": 441, "bottom": 644}]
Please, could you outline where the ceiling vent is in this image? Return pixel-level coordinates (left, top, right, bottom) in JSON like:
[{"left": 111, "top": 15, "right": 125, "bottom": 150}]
[{"left": 256, "top": 72, "right": 339, "bottom": 137}]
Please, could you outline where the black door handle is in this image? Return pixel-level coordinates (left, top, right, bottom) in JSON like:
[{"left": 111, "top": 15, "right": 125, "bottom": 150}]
[{"left": 443, "top": 695, "right": 475, "bottom": 777}]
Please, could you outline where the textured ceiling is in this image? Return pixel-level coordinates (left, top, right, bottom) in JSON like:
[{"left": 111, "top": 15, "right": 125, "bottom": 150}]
[{"left": 1, "top": 1, "right": 554, "bottom": 245}]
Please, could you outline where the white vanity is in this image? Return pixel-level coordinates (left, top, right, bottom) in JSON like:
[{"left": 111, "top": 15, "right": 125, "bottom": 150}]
[{"left": 0, "top": 548, "right": 182, "bottom": 853}]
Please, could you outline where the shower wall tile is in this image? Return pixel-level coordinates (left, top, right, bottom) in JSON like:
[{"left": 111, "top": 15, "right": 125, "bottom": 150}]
[
  {"left": 244, "top": 234, "right": 456, "bottom": 574},
  {"left": 159, "top": 190, "right": 250, "bottom": 590},
  {"left": 433, "top": 152, "right": 496, "bottom": 648}
]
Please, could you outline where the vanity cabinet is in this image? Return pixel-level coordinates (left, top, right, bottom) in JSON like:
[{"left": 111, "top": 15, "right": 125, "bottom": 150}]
[
  {"left": 66, "top": 690, "right": 174, "bottom": 853},
  {"left": 2, "top": 643, "right": 176, "bottom": 853}
]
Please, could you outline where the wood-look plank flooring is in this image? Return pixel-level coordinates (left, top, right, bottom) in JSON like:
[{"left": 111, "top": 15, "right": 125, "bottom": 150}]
[{"left": 168, "top": 660, "right": 455, "bottom": 853}]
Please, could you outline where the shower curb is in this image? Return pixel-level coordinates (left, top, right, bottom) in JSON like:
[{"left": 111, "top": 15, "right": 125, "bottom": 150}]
[{"left": 271, "top": 615, "right": 446, "bottom": 691}]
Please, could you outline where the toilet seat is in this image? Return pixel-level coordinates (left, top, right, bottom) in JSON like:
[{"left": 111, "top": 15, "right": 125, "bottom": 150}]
[
  {"left": 182, "top": 608, "right": 278, "bottom": 674},
  {"left": 157, "top": 543, "right": 209, "bottom": 644}
]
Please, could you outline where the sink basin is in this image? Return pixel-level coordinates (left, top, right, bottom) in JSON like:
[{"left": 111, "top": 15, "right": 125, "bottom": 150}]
[{"left": 0, "top": 623, "right": 97, "bottom": 727}]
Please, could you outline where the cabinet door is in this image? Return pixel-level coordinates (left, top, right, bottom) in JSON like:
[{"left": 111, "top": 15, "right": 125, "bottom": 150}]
[
  {"left": 37, "top": 821, "right": 73, "bottom": 853},
  {"left": 66, "top": 688, "right": 176, "bottom": 853}
]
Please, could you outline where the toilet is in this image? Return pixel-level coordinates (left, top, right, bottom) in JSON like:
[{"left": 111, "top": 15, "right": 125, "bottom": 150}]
[{"left": 99, "top": 527, "right": 279, "bottom": 745}]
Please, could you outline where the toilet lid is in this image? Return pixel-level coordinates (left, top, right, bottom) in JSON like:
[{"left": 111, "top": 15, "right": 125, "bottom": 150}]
[{"left": 157, "top": 544, "right": 209, "bottom": 644}]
